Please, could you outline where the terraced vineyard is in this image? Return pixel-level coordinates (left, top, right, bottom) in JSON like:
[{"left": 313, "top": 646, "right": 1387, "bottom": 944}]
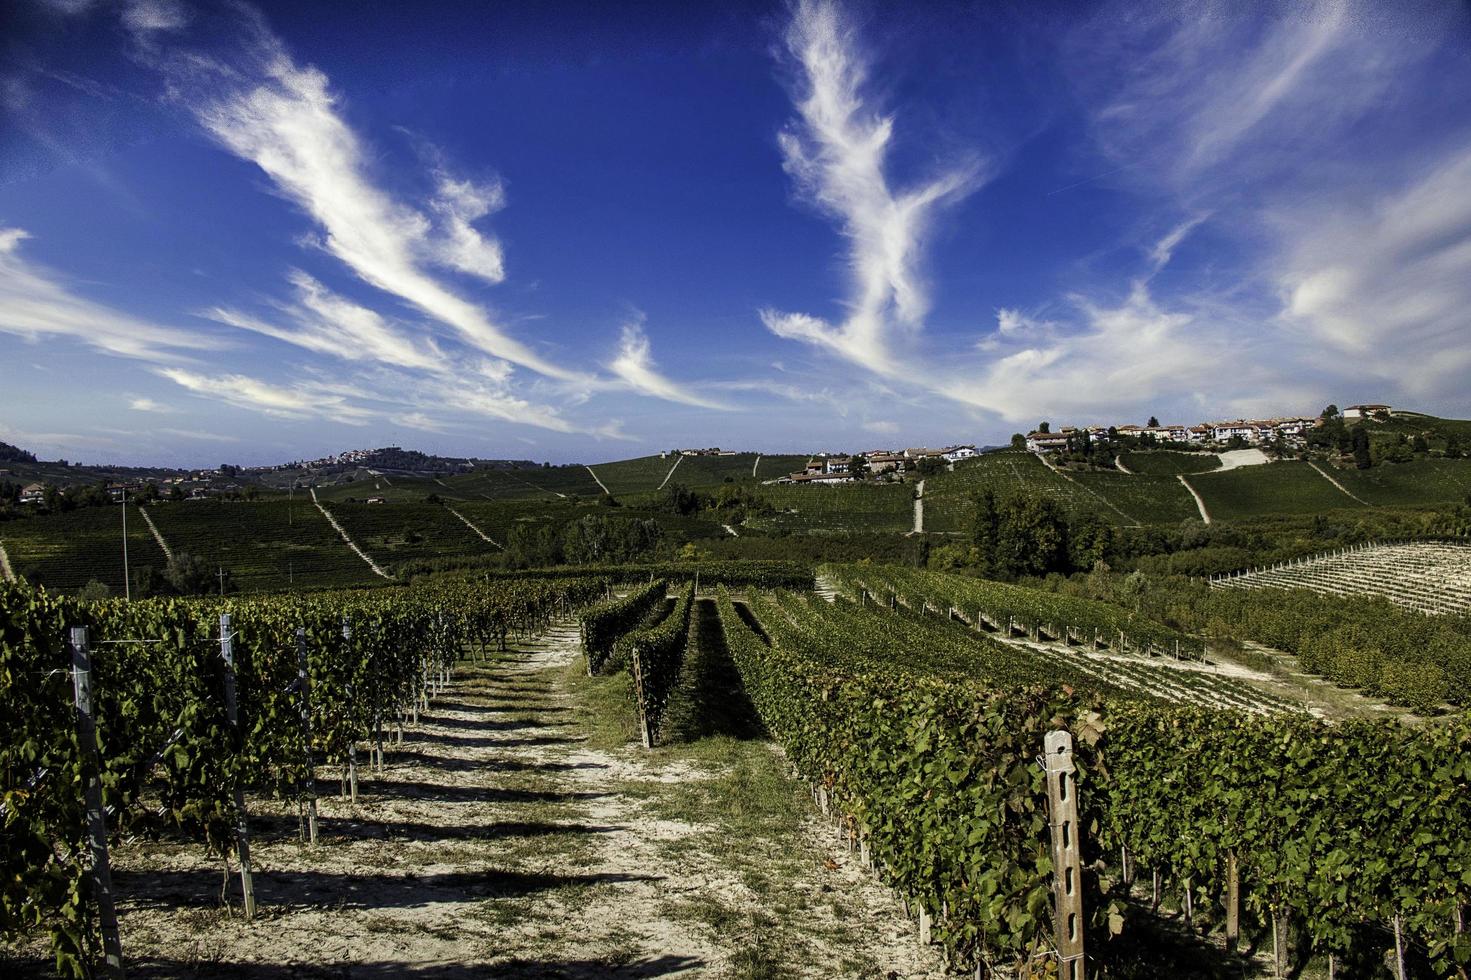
[
  {"left": 1331, "top": 457, "right": 1471, "bottom": 507},
  {"left": 1117, "top": 450, "right": 1223, "bottom": 475},
  {"left": 0, "top": 504, "right": 166, "bottom": 593},
  {"left": 1187, "top": 460, "right": 1359, "bottom": 519},
  {"left": 325, "top": 501, "right": 495, "bottom": 570},
  {"left": 752, "top": 483, "right": 913, "bottom": 533},
  {"left": 754, "top": 585, "right": 1298, "bottom": 713},
  {"left": 1213, "top": 539, "right": 1471, "bottom": 616},
  {"left": 751, "top": 453, "right": 812, "bottom": 481},
  {"left": 923, "top": 450, "right": 1108, "bottom": 531},
  {"left": 1069, "top": 469, "right": 1202, "bottom": 524},
  {"left": 584, "top": 455, "right": 682, "bottom": 495},
  {"left": 146, "top": 498, "right": 382, "bottom": 591}
]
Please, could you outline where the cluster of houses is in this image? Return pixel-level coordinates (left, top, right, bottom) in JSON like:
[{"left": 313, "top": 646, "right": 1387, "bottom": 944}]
[
  {"left": 776, "top": 445, "right": 978, "bottom": 485},
  {"left": 1023, "top": 405, "right": 1393, "bottom": 453},
  {"left": 662, "top": 447, "right": 739, "bottom": 458},
  {"left": 12, "top": 472, "right": 242, "bottom": 506}
]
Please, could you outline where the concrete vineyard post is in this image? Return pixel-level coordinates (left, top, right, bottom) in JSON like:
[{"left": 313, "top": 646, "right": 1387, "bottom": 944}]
[
  {"left": 295, "top": 628, "right": 318, "bottom": 845},
  {"left": 1225, "top": 851, "right": 1239, "bottom": 953},
  {"left": 1043, "top": 729, "right": 1085, "bottom": 980},
  {"left": 342, "top": 616, "right": 357, "bottom": 804},
  {"left": 69, "top": 627, "right": 126, "bottom": 980},
  {"left": 218, "top": 614, "right": 257, "bottom": 920}
]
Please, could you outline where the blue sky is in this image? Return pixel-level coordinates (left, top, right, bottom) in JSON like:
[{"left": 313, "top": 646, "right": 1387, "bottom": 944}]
[{"left": 2, "top": 0, "right": 1470, "bottom": 465}]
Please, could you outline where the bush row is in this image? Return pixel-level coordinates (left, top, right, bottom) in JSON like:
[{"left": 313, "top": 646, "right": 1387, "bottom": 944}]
[
  {"left": 578, "top": 579, "right": 666, "bottom": 674},
  {"left": 718, "top": 586, "right": 1471, "bottom": 976},
  {"left": 619, "top": 581, "right": 696, "bottom": 745}
]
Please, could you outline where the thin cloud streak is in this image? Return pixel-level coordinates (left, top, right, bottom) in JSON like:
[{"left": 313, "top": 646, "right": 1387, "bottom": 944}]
[
  {"left": 760, "top": 0, "right": 982, "bottom": 375},
  {"left": 157, "top": 10, "right": 585, "bottom": 383},
  {"left": 607, "top": 319, "right": 732, "bottom": 411},
  {"left": 0, "top": 227, "right": 221, "bottom": 362}
]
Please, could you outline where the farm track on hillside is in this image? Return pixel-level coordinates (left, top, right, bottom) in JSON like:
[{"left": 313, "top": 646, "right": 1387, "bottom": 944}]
[
  {"left": 1308, "top": 461, "right": 1370, "bottom": 505},
  {"left": 447, "top": 505, "right": 504, "bottom": 549},
  {"left": 137, "top": 506, "right": 174, "bottom": 562},
  {"left": 1178, "top": 474, "right": 1212, "bottom": 523},
  {"left": 62, "top": 620, "right": 944, "bottom": 979},
  {"left": 0, "top": 539, "right": 13, "bottom": 582},
  {"left": 311, "top": 489, "right": 394, "bottom": 580}
]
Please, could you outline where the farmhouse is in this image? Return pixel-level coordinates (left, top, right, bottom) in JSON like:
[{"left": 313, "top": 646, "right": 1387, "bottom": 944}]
[
  {"left": 19, "top": 482, "right": 45, "bottom": 505},
  {"left": 1025, "top": 431, "right": 1070, "bottom": 452},
  {"left": 942, "top": 445, "right": 978, "bottom": 462},
  {"left": 1343, "top": 404, "right": 1393, "bottom": 420}
]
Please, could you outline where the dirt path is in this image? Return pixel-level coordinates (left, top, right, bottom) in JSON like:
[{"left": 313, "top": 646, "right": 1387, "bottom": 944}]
[
  {"left": 447, "top": 505, "right": 504, "bottom": 549},
  {"left": 911, "top": 480, "right": 925, "bottom": 534},
  {"left": 0, "top": 539, "right": 13, "bottom": 582},
  {"left": 1114, "top": 456, "right": 1133, "bottom": 474},
  {"left": 310, "top": 488, "right": 394, "bottom": 580},
  {"left": 656, "top": 454, "right": 683, "bottom": 491},
  {"left": 1308, "top": 461, "right": 1369, "bottom": 505},
  {"left": 751, "top": 455, "right": 761, "bottom": 478},
  {"left": 1178, "top": 474, "right": 1211, "bottom": 524},
  {"left": 137, "top": 506, "right": 174, "bottom": 563},
  {"left": 585, "top": 465, "right": 611, "bottom": 496},
  {"left": 67, "top": 620, "right": 944, "bottom": 979},
  {"left": 1034, "top": 451, "right": 1141, "bottom": 526}
]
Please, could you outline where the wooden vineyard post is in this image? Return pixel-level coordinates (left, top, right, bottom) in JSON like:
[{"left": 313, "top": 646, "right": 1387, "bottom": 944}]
[
  {"left": 632, "top": 646, "right": 654, "bottom": 749},
  {"left": 218, "top": 614, "right": 257, "bottom": 920},
  {"left": 1043, "top": 730, "right": 1085, "bottom": 980},
  {"left": 69, "top": 627, "right": 126, "bottom": 980},
  {"left": 295, "top": 628, "right": 319, "bottom": 845}
]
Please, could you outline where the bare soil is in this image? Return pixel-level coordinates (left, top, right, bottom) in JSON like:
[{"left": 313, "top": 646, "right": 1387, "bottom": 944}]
[{"left": 10, "top": 619, "right": 948, "bottom": 979}]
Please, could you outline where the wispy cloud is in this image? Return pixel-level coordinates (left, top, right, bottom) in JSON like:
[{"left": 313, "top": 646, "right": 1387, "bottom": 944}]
[
  {"left": 206, "top": 270, "right": 447, "bottom": 373},
  {"left": 1276, "top": 142, "right": 1471, "bottom": 397},
  {"left": 0, "top": 227, "right": 221, "bottom": 361},
  {"left": 608, "top": 317, "right": 731, "bottom": 411},
  {"left": 129, "top": 396, "right": 174, "bottom": 412},
  {"left": 157, "top": 367, "right": 378, "bottom": 423},
  {"left": 155, "top": 13, "right": 583, "bottom": 383},
  {"left": 760, "top": 0, "right": 982, "bottom": 375}
]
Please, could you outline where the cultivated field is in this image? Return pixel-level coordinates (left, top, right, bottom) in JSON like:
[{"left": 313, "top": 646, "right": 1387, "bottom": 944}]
[{"left": 1212, "top": 539, "right": 1471, "bottom": 616}]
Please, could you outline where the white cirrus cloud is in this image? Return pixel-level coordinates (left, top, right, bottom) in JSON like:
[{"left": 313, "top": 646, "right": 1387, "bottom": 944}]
[
  {"left": 165, "top": 17, "right": 583, "bottom": 383},
  {"left": 205, "top": 270, "right": 448, "bottom": 373},
  {"left": 0, "top": 227, "right": 221, "bottom": 362},
  {"left": 608, "top": 318, "right": 731, "bottom": 411},
  {"left": 759, "top": 0, "right": 983, "bottom": 375},
  {"left": 157, "top": 367, "right": 378, "bottom": 424}
]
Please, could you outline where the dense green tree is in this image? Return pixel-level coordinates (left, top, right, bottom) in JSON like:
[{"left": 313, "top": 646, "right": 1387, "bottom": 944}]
[
  {"left": 1010, "top": 433, "right": 1026, "bottom": 449},
  {"left": 658, "top": 482, "right": 702, "bottom": 516},
  {"left": 993, "top": 494, "right": 1069, "bottom": 577},
  {"left": 971, "top": 489, "right": 999, "bottom": 576},
  {"left": 165, "top": 552, "right": 231, "bottom": 595},
  {"left": 1352, "top": 426, "right": 1373, "bottom": 469},
  {"left": 1037, "top": 421, "right": 1050, "bottom": 433},
  {"left": 1147, "top": 415, "right": 1160, "bottom": 427}
]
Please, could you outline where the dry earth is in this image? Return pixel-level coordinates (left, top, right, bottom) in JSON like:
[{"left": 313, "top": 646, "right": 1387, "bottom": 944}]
[{"left": 9, "top": 619, "right": 948, "bottom": 979}]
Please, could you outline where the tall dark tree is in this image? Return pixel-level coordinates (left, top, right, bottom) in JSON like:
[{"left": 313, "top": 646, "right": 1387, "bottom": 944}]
[
  {"left": 1147, "top": 416, "right": 1160, "bottom": 428},
  {"left": 972, "top": 489, "right": 1000, "bottom": 576},
  {"left": 1037, "top": 421, "right": 1050, "bottom": 433},
  {"left": 1351, "top": 426, "right": 1372, "bottom": 469}
]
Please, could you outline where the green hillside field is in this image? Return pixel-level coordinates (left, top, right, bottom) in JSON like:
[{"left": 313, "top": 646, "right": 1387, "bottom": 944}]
[
  {"left": 1117, "top": 450, "right": 1223, "bottom": 476},
  {"left": 1330, "top": 457, "right": 1471, "bottom": 507},
  {"left": 0, "top": 504, "right": 167, "bottom": 593},
  {"left": 146, "top": 498, "right": 383, "bottom": 591},
  {"left": 1069, "top": 470, "right": 1203, "bottom": 525},
  {"left": 1186, "top": 461, "right": 1359, "bottom": 521}
]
